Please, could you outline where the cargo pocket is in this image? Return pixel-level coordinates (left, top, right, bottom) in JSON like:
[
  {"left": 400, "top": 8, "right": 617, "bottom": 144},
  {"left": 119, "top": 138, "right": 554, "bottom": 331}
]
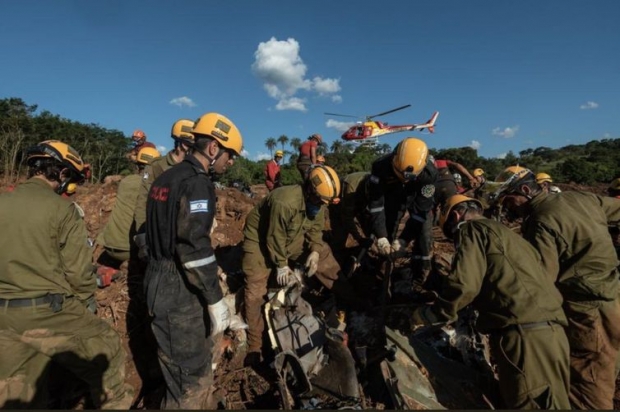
[
  {"left": 565, "top": 306, "right": 602, "bottom": 384},
  {"left": 167, "top": 308, "right": 208, "bottom": 373},
  {"left": 526, "top": 384, "right": 552, "bottom": 409}
]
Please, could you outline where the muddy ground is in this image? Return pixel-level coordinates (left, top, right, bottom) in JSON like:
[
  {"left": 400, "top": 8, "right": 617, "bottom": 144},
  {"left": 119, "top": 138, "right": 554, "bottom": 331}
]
[{"left": 3, "top": 178, "right": 620, "bottom": 409}]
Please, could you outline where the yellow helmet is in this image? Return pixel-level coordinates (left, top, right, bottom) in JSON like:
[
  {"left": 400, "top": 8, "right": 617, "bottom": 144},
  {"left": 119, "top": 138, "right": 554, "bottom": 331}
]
[
  {"left": 26, "top": 140, "right": 85, "bottom": 179},
  {"left": 192, "top": 112, "right": 243, "bottom": 156},
  {"left": 275, "top": 150, "right": 284, "bottom": 158},
  {"left": 171, "top": 119, "right": 195, "bottom": 144},
  {"left": 495, "top": 165, "right": 529, "bottom": 183},
  {"left": 392, "top": 137, "right": 428, "bottom": 182},
  {"left": 136, "top": 147, "right": 161, "bottom": 165},
  {"left": 307, "top": 164, "right": 341, "bottom": 204},
  {"left": 66, "top": 183, "right": 77, "bottom": 195},
  {"left": 608, "top": 178, "right": 620, "bottom": 192},
  {"left": 473, "top": 168, "right": 485, "bottom": 177},
  {"left": 439, "top": 194, "right": 483, "bottom": 231},
  {"left": 491, "top": 165, "right": 535, "bottom": 201},
  {"left": 535, "top": 172, "right": 553, "bottom": 184}
]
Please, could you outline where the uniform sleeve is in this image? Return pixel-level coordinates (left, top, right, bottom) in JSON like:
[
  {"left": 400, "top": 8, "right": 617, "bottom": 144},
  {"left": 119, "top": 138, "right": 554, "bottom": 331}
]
[
  {"left": 598, "top": 195, "right": 620, "bottom": 223},
  {"left": 425, "top": 225, "right": 486, "bottom": 325},
  {"left": 266, "top": 200, "right": 295, "bottom": 268},
  {"left": 59, "top": 204, "right": 96, "bottom": 300},
  {"left": 305, "top": 207, "right": 325, "bottom": 253},
  {"left": 368, "top": 169, "right": 389, "bottom": 239},
  {"left": 175, "top": 177, "right": 222, "bottom": 305},
  {"left": 265, "top": 162, "right": 276, "bottom": 191},
  {"left": 341, "top": 189, "right": 365, "bottom": 242},
  {"left": 134, "top": 164, "right": 154, "bottom": 233},
  {"left": 522, "top": 221, "right": 563, "bottom": 283}
]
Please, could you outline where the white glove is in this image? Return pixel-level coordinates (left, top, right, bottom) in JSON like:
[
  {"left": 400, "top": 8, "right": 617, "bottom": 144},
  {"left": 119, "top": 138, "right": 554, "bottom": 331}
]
[
  {"left": 377, "top": 237, "right": 391, "bottom": 256},
  {"left": 391, "top": 238, "right": 407, "bottom": 252},
  {"left": 391, "top": 238, "right": 408, "bottom": 258},
  {"left": 208, "top": 299, "right": 231, "bottom": 337},
  {"left": 305, "top": 251, "right": 320, "bottom": 277},
  {"left": 276, "top": 266, "right": 294, "bottom": 286}
]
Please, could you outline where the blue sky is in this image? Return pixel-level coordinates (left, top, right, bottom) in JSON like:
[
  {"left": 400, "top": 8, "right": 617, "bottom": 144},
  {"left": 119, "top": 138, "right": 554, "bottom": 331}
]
[{"left": 1, "top": 1, "right": 618, "bottom": 160}]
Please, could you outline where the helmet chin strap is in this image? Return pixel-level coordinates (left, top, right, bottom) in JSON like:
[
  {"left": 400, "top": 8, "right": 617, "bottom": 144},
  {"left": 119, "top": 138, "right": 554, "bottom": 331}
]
[{"left": 195, "top": 144, "right": 225, "bottom": 176}]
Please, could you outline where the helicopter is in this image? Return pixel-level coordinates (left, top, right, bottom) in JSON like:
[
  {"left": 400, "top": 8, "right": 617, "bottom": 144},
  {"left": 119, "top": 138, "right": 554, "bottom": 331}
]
[{"left": 324, "top": 104, "right": 439, "bottom": 143}]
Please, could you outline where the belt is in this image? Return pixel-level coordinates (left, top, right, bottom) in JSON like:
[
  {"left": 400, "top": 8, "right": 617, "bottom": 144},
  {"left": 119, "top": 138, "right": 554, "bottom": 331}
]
[
  {"left": 104, "top": 246, "right": 129, "bottom": 254},
  {"left": 0, "top": 294, "right": 56, "bottom": 308},
  {"left": 509, "top": 320, "right": 556, "bottom": 332}
]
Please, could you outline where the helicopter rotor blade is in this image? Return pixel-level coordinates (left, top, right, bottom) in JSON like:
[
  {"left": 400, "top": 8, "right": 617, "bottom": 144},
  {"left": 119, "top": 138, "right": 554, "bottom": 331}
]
[
  {"left": 324, "top": 112, "right": 360, "bottom": 119},
  {"left": 368, "top": 104, "right": 412, "bottom": 120}
]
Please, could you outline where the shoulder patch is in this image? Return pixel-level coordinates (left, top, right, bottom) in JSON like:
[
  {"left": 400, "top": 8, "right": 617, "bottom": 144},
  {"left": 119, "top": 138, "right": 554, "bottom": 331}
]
[
  {"left": 72, "top": 202, "right": 85, "bottom": 219},
  {"left": 421, "top": 184, "right": 435, "bottom": 198},
  {"left": 189, "top": 200, "right": 209, "bottom": 213}
]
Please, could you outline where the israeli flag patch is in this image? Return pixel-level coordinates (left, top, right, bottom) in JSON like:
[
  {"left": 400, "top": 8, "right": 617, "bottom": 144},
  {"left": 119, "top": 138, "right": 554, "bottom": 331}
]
[{"left": 190, "top": 200, "right": 209, "bottom": 213}]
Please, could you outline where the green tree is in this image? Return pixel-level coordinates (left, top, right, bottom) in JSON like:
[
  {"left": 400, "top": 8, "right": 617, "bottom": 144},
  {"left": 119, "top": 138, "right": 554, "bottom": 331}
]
[{"left": 265, "top": 137, "right": 277, "bottom": 158}]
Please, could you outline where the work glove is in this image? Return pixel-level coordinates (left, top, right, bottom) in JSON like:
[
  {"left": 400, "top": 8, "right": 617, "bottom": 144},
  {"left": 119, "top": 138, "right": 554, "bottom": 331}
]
[
  {"left": 276, "top": 266, "right": 295, "bottom": 286},
  {"left": 305, "top": 251, "right": 320, "bottom": 277},
  {"left": 391, "top": 238, "right": 408, "bottom": 258},
  {"left": 134, "top": 233, "right": 149, "bottom": 262},
  {"left": 376, "top": 237, "right": 391, "bottom": 256},
  {"left": 85, "top": 295, "right": 97, "bottom": 314},
  {"left": 208, "top": 299, "right": 231, "bottom": 337}
]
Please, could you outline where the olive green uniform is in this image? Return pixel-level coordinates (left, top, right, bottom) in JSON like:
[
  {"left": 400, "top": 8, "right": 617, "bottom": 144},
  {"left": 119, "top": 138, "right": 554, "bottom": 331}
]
[
  {"left": 98, "top": 174, "right": 141, "bottom": 262},
  {"left": 414, "top": 218, "right": 570, "bottom": 409},
  {"left": 134, "top": 151, "right": 178, "bottom": 233},
  {"left": 0, "top": 178, "right": 133, "bottom": 409},
  {"left": 330, "top": 172, "right": 371, "bottom": 250},
  {"left": 242, "top": 185, "right": 341, "bottom": 352},
  {"left": 521, "top": 191, "right": 620, "bottom": 410}
]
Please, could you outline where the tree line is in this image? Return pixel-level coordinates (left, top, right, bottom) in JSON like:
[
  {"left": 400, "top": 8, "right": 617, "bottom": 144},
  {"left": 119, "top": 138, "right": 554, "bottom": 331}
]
[{"left": 2, "top": 97, "right": 619, "bottom": 187}]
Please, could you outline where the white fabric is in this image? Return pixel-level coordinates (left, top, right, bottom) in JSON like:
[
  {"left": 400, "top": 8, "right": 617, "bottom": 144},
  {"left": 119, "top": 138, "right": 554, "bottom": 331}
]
[{"left": 208, "top": 299, "right": 231, "bottom": 337}]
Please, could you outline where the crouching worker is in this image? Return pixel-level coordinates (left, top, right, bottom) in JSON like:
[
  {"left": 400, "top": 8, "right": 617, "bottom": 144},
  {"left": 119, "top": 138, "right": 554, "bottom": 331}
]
[
  {"left": 0, "top": 140, "right": 134, "bottom": 409},
  {"left": 242, "top": 165, "right": 361, "bottom": 367},
  {"left": 410, "top": 194, "right": 570, "bottom": 409}
]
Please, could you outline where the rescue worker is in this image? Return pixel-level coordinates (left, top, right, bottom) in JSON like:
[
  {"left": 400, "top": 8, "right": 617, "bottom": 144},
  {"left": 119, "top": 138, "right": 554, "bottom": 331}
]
[
  {"left": 608, "top": 178, "right": 620, "bottom": 199},
  {"left": 242, "top": 165, "right": 358, "bottom": 366},
  {"left": 536, "top": 172, "right": 561, "bottom": 194},
  {"left": 0, "top": 140, "right": 133, "bottom": 409},
  {"left": 264, "top": 150, "right": 283, "bottom": 191},
  {"left": 134, "top": 119, "right": 195, "bottom": 243},
  {"left": 453, "top": 173, "right": 466, "bottom": 194},
  {"left": 494, "top": 166, "right": 620, "bottom": 409},
  {"left": 472, "top": 167, "right": 485, "bottom": 185},
  {"left": 128, "top": 129, "right": 157, "bottom": 163},
  {"left": 96, "top": 147, "right": 161, "bottom": 287},
  {"left": 433, "top": 158, "right": 477, "bottom": 208},
  {"left": 61, "top": 182, "right": 78, "bottom": 198},
  {"left": 410, "top": 194, "right": 570, "bottom": 409},
  {"left": 296, "top": 133, "right": 322, "bottom": 179},
  {"left": 369, "top": 137, "right": 438, "bottom": 295},
  {"left": 329, "top": 171, "right": 371, "bottom": 251},
  {"left": 144, "top": 112, "right": 243, "bottom": 409}
]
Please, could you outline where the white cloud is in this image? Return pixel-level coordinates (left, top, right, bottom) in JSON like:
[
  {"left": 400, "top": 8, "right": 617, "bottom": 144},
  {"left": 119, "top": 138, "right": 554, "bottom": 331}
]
[
  {"left": 252, "top": 37, "right": 341, "bottom": 111},
  {"left": 331, "top": 95, "right": 342, "bottom": 103},
  {"left": 326, "top": 118, "right": 356, "bottom": 133},
  {"left": 313, "top": 77, "right": 341, "bottom": 94},
  {"left": 580, "top": 101, "right": 599, "bottom": 110},
  {"left": 169, "top": 96, "right": 196, "bottom": 108},
  {"left": 469, "top": 140, "right": 481, "bottom": 150},
  {"left": 275, "top": 97, "right": 307, "bottom": 112},
  {"left": 240, "top": 149, "right": 249, "bottom": 158},
  {"left": 495, "top": 152, "right": 507, "bottom": 159},
  {"left": 492, "top": 125, "right": 519, "bottom": 139},
  {"left": 603, "top": 133, "right": 611, "bottom": 138},
  {"left": 156, "top": 145, "right": 167, "bottom": 154},
  {"left": 254, "top": 152, "right": 271, "bottom": 161}
]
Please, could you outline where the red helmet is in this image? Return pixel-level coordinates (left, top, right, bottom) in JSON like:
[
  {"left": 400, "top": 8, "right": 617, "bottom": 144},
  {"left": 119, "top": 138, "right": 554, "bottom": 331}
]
[{"left": 132, "top": 129, "right": 147, "bottom": 146}]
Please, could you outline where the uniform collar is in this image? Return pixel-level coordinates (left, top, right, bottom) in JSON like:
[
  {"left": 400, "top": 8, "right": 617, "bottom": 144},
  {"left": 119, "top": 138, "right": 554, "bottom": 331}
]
[
  {"left": 24, "top": 177, "right": 56, "bottom": 191},
  {"left": 184, "top": 154, "right": 208, "bottom": 173}
]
